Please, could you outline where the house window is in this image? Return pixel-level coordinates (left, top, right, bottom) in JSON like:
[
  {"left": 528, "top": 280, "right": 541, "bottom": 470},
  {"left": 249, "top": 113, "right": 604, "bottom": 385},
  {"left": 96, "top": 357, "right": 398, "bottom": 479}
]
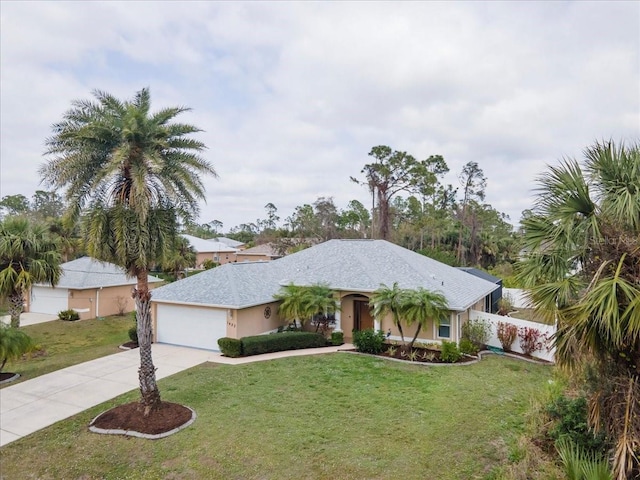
[{"left": 438, "top": 317, "right": 451, "bottom": 338}]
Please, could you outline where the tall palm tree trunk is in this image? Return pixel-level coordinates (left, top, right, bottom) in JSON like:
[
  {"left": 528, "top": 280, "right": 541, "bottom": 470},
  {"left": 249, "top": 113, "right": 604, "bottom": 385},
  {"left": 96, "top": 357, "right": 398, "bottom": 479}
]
[
  {"left": 8, "top": 290, "right": 24, "bottom": 328},
  {"left": 134, "top": 271, "right": 161, "bottom": 415}
]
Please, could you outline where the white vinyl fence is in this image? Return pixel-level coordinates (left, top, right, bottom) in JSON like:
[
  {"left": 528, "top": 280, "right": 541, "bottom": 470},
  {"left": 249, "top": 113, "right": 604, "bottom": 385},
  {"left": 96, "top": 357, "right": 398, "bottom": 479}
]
[
  {"left": 502, "top": 288, "right": 531, "bottom": 309},
  {"left": 469, "top": 310, "right": 556, "bottom": 363}
]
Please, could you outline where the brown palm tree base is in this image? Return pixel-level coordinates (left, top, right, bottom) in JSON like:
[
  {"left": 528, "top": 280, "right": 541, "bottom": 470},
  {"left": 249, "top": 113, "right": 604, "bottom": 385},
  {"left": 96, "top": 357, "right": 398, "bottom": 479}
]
[{"left": 90, "top": 401, "right": 192, "bottom": 436}]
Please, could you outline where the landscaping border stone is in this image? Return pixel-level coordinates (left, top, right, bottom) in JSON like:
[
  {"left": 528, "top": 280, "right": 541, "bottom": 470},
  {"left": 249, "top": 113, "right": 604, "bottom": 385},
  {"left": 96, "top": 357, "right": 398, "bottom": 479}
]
[
  {"left": 0, "top": 373, "right": 20, "bottom": 384},
  {"left": 89, "top": 406, "right": 196, "bottom": 439}
]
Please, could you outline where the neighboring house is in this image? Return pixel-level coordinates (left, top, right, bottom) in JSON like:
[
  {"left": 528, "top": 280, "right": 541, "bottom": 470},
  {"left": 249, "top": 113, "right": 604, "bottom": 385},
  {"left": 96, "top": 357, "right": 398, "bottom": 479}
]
[
  {"left": 181, "top": 234, "right": 238, "bottom": 267},
  {"left": 456, "top": 267, "right": 502, "bottom": 314},
  {"left": 27, "top": 257, "right": 163, "bottom": 320},
  {"left": 214, "top": 237, "right": 246, "bottom": 250},
  {"left": 235, "top": 243, "right": 282, "bottom": 262},
  {"left": 151, "top": 239, "right": 499, "bottom": 351}
]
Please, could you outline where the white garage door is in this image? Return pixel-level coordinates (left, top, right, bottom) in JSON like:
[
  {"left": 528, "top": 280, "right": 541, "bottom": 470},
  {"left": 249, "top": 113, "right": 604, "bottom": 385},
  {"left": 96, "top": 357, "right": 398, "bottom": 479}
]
[
  {"left": 30, "top": 286, "right": 69, "bottom": 314},
  {"left": 156, "top": 303, "right": 227, "bottom": 351}
]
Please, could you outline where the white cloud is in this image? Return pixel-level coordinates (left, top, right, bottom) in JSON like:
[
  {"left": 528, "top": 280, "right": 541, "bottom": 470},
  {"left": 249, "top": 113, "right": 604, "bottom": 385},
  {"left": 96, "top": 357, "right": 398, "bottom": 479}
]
[{"left": 1, "top": 1, "right": 638, "bottom": 231}]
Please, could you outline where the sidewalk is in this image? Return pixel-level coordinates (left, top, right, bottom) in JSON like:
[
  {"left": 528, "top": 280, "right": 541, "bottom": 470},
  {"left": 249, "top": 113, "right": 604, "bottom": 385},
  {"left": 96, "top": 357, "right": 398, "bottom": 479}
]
[{"left": 0, "top": 343, "right": 351, "bottom": 447}]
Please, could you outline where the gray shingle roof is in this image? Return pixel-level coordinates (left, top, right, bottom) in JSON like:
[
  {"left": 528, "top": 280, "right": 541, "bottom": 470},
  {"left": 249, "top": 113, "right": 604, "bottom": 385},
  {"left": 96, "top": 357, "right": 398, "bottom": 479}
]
[
  {"left": 151, "top": 239, "right": 498, "bottom": 311},
  {"left": 456, "top": 267, "right": 501, "bottom": 284},
  {"left": 52, "top": 257, "right": 162, "bottom": 289},
  {"left": 181, "top": 234, "right": 238, "bottom": 253},
  {"left": 214, "top": 237, "right": 245, "bottom": 248}
]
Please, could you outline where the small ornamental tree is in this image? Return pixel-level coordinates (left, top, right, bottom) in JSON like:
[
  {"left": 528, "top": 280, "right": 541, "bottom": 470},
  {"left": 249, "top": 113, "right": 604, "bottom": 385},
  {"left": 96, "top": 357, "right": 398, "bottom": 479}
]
[
  {"left": 496, "top": 321, "right": 518, "bottom": 351},
  {"left": 518, "top": 326, "right": 543, "bottom": 356}
]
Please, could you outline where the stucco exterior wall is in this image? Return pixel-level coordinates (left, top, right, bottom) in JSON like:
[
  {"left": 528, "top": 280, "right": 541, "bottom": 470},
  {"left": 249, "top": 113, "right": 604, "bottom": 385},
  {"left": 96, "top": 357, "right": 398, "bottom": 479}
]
[
  {"left": 68, "top": 282, "right": 161, "bottom": 320},
  {"left": 195, "top": 252, "right": 235, "bottom": 268},
  {"left": 236, "top": 301, "right": 284, "bottom": 338}
]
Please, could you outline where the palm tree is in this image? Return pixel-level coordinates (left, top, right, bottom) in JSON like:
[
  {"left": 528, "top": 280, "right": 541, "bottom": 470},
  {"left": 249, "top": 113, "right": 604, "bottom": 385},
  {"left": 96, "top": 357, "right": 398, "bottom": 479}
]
[
  {"left": 0, "top": 217, "right": 62, "bottom": 327},
  {"left": 274, "top": 283, "right": 338, "bottom": 328},
  {"left": 163, "top": 236, "right": 196, "bottom": 280},
  {"left": 40, "top": 88, "right": 217, "bottom": 415},
  {"left": 517, "top": 140, "right": 640, "bottom": 479},
  {"left": 402, "top": 288, "right": 448, "bottom": 349},
  {"left": 369, "top": 282, "right": 409, "bottom": 345}
]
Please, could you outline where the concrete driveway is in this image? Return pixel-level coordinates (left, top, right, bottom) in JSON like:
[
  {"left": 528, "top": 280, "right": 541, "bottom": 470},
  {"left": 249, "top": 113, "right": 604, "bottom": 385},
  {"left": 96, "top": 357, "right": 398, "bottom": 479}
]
[
  {"left": 0, "top": 344, "right": 217, "bottom": 447},
  {"left": 1, "top": 312, "right": 58, "bottom": 327}
]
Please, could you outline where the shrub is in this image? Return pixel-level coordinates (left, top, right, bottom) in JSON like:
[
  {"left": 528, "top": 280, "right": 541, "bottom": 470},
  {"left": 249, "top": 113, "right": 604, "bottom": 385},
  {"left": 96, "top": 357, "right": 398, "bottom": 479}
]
[
  {"left": 518, "top": 326, "right": 543, "bottom": 356},
  {"left": 440, "top": 340, "right": 462, "bottom": 363},
  {"left": 459, "top": 338, "right": 478, "bottom": 356},
  {"left": 497, "top": 294, "right": 514, "bottom": 315},
  {"left": 202, "top": 259, "right": 219, "bottom": 270},
  {"left": 352, "top": 329, "right": 386, "bottom": 354},
  {"left": 546, "top": 395, "right": 608, "bottom": 456},
  {"left": 461, "top": 319, "right": 491, "bottom": 350},
  {"left": 58, "top": 309, "right": 80, "bottom": 321},
  {"left": 241, "top": 331, "right": 326, "bottom": 356},
  {"left": 128, "top": 326, "right": 138, "bottom": 344},
  {"left": 331, "top": 331, "right": 344, "bottom": 346},
  {"left": 218, "top": 337, "right": 243, "bottom": 357},
  {"left": 555, "top": 438, "right": 612, "bottom": 480},
  {"left": 496, "top": 321, "right": 518, "bottom": 351}
]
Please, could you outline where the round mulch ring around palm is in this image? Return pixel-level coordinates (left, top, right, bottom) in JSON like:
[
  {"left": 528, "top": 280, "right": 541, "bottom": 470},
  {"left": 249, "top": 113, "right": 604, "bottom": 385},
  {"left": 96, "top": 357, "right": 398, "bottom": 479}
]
[
  {"left": 0, "top": 372, "right": 20, "bottom": 384},
  {"left": 89, "top": 401, "right": 195, "bottom": 439}
]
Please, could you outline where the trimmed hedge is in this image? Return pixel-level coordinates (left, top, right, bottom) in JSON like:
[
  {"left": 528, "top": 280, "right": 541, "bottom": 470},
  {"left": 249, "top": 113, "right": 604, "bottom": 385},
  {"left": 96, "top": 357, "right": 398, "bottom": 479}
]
[
  {"left": 331, "top": 331, "right": 344, "bottom": 346},
  {"left": 241, "top": 331, "right": 327, "bottom": 356},
  {"left": 218, "top": 337, "right": 243, "bottom": 357}
]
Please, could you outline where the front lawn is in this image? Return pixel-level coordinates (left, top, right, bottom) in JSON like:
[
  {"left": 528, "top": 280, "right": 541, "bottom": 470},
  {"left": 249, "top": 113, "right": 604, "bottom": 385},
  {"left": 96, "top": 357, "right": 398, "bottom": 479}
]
[
  {"left": 1, "top": 315, "right": 133, "bottom": 387},
  {"left": 0, "top": 353, "right": 554, "bottom": 479}
]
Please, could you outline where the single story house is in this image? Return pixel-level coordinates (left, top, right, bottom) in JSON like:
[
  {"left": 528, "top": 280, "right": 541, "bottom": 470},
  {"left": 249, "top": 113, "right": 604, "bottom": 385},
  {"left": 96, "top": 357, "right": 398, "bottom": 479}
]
[
  {"left": 235, "top": 243, "right": 282, "bottom": 262},
  {"left": 151, "top": 239, "right": 499, "bottom": 351},
  {"left": 181, "top": 234, "right": 238, "bottom": 267},
  {"left": 27, "top": 257, "right": 163, "bottom": 320}
]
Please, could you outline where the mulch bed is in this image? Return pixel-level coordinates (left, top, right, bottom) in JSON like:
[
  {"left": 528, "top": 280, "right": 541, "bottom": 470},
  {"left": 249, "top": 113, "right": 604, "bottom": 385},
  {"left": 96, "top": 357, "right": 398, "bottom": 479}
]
[
  {"left": 349, "top": 344, "right": 477, "bottom": 364},
  {"left": 0, "top": 372, "right": 20, "bottom": 384},
  {"left": 380, "top": 345, "right": 477, "bottom": 364},
  {"left": 119, "top": 341, "right": 139, "bottom": 350},
  {"left": 91, "top": 401, "right": 192, "bottom": 435}
]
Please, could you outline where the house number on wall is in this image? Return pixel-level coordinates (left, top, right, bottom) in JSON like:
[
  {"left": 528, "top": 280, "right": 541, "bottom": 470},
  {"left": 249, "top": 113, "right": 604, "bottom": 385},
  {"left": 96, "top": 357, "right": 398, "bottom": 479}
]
[{"left": 264, "top": 306, "right": 271, "bottom": 319}]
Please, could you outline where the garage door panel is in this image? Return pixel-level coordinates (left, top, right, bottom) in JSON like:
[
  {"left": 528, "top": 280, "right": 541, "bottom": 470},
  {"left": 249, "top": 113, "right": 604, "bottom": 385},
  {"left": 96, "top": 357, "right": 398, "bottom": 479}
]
[
  {"left": 156, "top": 304, "right": 227, "bottom": 351},
  {"left": 30, "top": 286, "right": 69, "bottom": 314}
]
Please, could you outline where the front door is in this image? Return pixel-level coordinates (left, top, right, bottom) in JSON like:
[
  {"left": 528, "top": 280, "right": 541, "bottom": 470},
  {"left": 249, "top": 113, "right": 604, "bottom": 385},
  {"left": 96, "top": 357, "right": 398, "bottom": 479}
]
[{"left": 354, "top": 300, "right": 374, "bottom": 331}]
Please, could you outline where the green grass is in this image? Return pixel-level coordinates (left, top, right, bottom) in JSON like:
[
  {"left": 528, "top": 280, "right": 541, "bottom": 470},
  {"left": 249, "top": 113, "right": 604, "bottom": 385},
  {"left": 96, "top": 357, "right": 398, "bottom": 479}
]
[
  {"left": 508, "top": 308, "right": 551, "bottom": 325},
  {"left": 2, "top": 315, "right": 133, "bottom": 387},
  {"left": 0, "top": 353, "right": 553, "bottom": 479}
]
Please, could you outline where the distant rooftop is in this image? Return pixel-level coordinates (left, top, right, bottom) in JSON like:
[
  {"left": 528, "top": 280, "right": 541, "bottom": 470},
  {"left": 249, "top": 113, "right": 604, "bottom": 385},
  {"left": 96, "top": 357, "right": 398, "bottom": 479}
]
[{"left": 47, "top": 257, "right": 162, "bottom": 289}]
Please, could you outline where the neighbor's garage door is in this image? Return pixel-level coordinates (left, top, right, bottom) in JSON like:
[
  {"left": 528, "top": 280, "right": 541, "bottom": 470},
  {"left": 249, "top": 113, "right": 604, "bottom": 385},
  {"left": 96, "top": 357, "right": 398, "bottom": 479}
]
[
  {"left": 30, "top": 286, "right": 69, "bottom": 314},
  {"left": 156, "top": 303, "right": 227, "bottom": 351}
]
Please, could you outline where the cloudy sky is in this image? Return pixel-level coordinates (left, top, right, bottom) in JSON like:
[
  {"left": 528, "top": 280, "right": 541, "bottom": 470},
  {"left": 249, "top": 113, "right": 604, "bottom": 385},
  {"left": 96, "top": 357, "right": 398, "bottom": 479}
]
[{"left": 1, "top": 1, "right": 638, "bottom": 231}]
